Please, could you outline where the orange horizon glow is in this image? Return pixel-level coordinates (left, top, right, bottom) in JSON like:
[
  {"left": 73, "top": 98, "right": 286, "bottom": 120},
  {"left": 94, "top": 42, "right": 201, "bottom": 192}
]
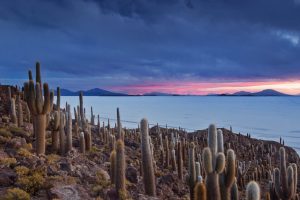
[{"left": 109, "top": 80, "right": 300, "bottom": 95}]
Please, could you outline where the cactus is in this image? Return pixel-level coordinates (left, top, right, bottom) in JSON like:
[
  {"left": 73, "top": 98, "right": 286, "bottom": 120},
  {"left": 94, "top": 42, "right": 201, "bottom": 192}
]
[
  {"left": 10, "top": 97, "right": 17, "bottom": 125},
  {"left": 56, "top": 87, "right": 60, "bottom": 111},
  {"left": 117, "top": 108, "right": 123, "bottom": 140},
  {"left": 194, "top": 182, "right": 207, "bottom": 200},
  {"left": 195, "top": 162, "right": 201, "bottom": 181},
  {"left": 189, "top": 142, "right": 196, "bottom": 200},
  {"left": 79, "top": 132, "right": 85, "bottom": 154},
  {"left": 66, "top": 104, "right": 72, "bottom": 152},
  {"left": 218, "top": 130, "right": 236, "bottom": 200},
  {"left": 84, "top": 122, "right": 92, "bottom": 151},
  {"left": 246, "top": 181, "right": 260, "bottom": 200},
  {"left": 110, "top": 149, "right": 116, "bottom": 184},
  {"left": 59, "top": 111, "right": 66, "bottom": 156},
  {"left": 140, "top": 118, "right": 156, "bottom": 196},
  {"left": 26, "top": 79, "right": 51, "bottom": 155},
  {"left": 203, "top": 124, "right": 226, "bottom": 200},
  {"left": 27, "top": 70, "right": 33, "bottom": 81},
  {"left": 274, "top": 147, "right": 297, "bottom": 200},
  {"left": 231, "top": 178, "right": 239, "bottom": 200},
  {"left": 52, "top": 111, "right": 60, "bottom": 152},
  {"left": 17, "top": 94, "right": 23, "bottom": 127},
  {"left": 115, "top": 139, "right": 126, "bottom": 197},
  {"left": 90, "top": 106, "right": 94, "bottom": 125},
  {"left": 165, "top": 136, "right": 170, "bottom": 168},
  {"left": 79, "top": 91, "right": 84, "bottom": 127},
  {"left": 177, "top": 141, "right": 183, "bottom": 180},
  {"left": 171, "top": 149, "right": 177, "bottom": 172}
]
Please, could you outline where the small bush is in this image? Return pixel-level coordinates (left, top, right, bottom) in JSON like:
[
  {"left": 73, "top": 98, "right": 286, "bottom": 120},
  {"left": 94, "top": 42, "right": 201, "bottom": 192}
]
[
  {"left": 15, "top": 166, "right": 30, "bottom": 176},
  {"left": 17, "top": 148, "right": 32, "bottom": 158},
  {"left": 17, "top": 171, "right": 45, "bottom": 195},
  {"left": 3, "top": 188, "right": 30, "bottom": 200},
  {"left": 0, "top": 157, "right": 17, "bottom": 167},
  {"left": 9, "top": 127, "right": 30, "bottom": 137},
  {"left": 46, "top": 154, "right": 60, "bottom": 165},
  {"left": 0, "top": 128, "right": 12, "bottom": 138}
]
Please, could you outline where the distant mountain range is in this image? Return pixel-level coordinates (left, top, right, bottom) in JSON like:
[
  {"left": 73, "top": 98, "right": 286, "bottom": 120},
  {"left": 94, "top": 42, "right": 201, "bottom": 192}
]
[
  {"left": 215, "top": 89, "right": 290, "bottom": 96},
  {"left": 55, "top": 88, "right": 292, "bottom": 96},
  {"left": 55, "top": 88, "right": 127, "bottom": 96},
  {"left": 143, "top": 92, "right": 178, "bottom": 96}
]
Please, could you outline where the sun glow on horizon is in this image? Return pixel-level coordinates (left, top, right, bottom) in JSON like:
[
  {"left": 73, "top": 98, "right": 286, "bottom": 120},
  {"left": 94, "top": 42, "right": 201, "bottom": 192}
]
[{"left": 110, "top": 80, "right": 300, "bottom": 95}]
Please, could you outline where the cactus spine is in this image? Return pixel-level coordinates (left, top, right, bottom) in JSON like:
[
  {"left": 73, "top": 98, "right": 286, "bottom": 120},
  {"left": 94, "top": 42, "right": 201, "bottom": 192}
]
[
  {"left": 274, "top": 147, "right": 297, "bottom": 199},
  {"left": 246, "top": 181, "right": 260, "bottom": 200},
  {"left": 140, "top": 118, "right": 156, "bottom": 196},
  {"left": 115, "top": 139, "right": 126, "bottom": 197},
  {"left": 25, "top": 63, "right": 52, "bottom": 155}
]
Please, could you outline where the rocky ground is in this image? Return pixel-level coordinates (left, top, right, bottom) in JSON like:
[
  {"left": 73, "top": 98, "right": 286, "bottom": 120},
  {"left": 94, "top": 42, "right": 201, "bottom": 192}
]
[{"left": 0, "top": 85, "right": 299, "bottom": 200}]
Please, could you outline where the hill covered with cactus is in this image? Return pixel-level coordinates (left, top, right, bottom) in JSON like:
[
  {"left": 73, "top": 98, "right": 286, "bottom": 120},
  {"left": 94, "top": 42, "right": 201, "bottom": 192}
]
[{"left": 0, "top": 62, "right": 299, "bottom": 200}]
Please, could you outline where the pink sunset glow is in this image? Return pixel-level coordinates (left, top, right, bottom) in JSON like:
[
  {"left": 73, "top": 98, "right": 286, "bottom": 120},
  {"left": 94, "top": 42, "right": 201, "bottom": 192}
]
[{"left": 109, "top": 80, "right": 300, "bottom": 95}]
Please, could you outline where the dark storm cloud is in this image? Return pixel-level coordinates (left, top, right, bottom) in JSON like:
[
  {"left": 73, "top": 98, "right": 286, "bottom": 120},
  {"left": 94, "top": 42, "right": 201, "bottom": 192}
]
[{"left": 0, "top": 0, "right": 300, "bottom": 90}]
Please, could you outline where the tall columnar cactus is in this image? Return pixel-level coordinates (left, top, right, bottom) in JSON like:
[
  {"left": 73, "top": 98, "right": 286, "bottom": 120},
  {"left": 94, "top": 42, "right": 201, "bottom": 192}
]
[
  {"left": 194, "top": 182, "right": 207, "bottom": 200},
  {"left": 79, "top": 91, "right": 84, "bottom": 127},
  {"left": 189, "top": 142, "right": 196, "bottom": 200},
  {"left": 274, "top": 147, "right": 297, "bottom": 200},
  {"left": 10, "top": 97, "right": 17, "bottom": 125},
  {"left": 90, "top": 106, "right": 95, "bottom": 125},
  {"left": 217, "top": 130, "right": 236, "bottom": 200},
  {"left": 117, "top": 108, "right": 123, "bottom": 140},
  {"left": 26, "top": 73, "right": 52, "bottom": 154},
  {"left": 165, "top": 136, "right": 170, "bottom": 168},
  {"left": 171, "top": 149, "right": 177, "bottom": 172},
  {"left": 231, "top": 178, "right": 239, "bottom": 200},
  {"left": 140, "top": 118, "right": 156, "bottom": 196},
  {"left": 84, "top": 122, "right": 92, "bottom": 151},
  {"left": 115, "top": 139, "right": 126, "bottom": 197},
  {"left": 195, "top": 162, "right": 201, "bottom": 181},
  {"left": 177, "top": 141, "right": 183, "bottom": 180},
  {"left": 246, "top": 181, "right": 260, "bottom": 200},
  {"left": 97, "top": 114, "right": 101, "bottom": 136},
  {"left": 110, "top": 149, "right": 116, "bottom": 184},
  {"left": 203, "top": 124, "right": 226, "bottom": 200},
  {"left": 52, "top": 111, "right": 60, "bottom": 152},
  {"left": 17, "top": 94, "right": 23, "bottom": 127},
  {"left": 66, "top": 104, "right": 72, "bottom": 152},
  {"left": 79, "top": 132, "right": 86, "bottom": 154},
  {"left": 59, "top": 111, "right": 66, "bottom": 156},
  {"left": 56, "top": 87, "right": 60, "bottom": 111},
  {"left": 8, "top": 86, "right": 12, "bottom": 101}
]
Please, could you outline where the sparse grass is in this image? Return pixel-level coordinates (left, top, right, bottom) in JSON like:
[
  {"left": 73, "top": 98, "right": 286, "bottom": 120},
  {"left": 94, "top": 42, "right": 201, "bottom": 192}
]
[{"left": 3, "top": 188, "right": 30, "bottom": 200}]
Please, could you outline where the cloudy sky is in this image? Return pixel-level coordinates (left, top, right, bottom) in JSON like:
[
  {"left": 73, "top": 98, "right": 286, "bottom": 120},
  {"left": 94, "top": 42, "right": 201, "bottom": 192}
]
[{"left": 1, "top": 0, "right": 300, "bottom": 94}]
